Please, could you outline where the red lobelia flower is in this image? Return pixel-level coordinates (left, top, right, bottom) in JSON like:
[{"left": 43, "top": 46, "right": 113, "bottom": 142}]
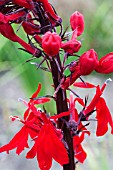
[
  {"left": 0, "top": 84, "right": 51, "bottom": 155},
  {"left": 26, "top": 113, "right": 69, "bottom": 170},
  {"left": 75, "top": 80, "right": 113, "bottom": 136}
]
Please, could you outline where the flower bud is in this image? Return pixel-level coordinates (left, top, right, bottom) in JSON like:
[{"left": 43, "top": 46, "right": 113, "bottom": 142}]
[
  {"left": 42, "top": 31, "right": 61, "bottom": 56},
  {"left": 61, "top": 39, "right": 81, "bottom": 55},
  {"left": 79, "top": 49, "right": 99, "bottom": 75},
  {"left": 95, "top": 52, "right": 113, "bottom": 74},
  {"left": 70, "top": 11, "right": 84, "bottom": 36}
]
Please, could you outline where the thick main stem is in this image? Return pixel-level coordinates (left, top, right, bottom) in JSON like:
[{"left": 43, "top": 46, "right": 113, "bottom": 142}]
[{"left": 50, "top": 57, "right": 75, "bottom": 170}]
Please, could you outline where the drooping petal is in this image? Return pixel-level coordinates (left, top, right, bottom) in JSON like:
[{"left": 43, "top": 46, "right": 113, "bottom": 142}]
[
  {"left": 73, "top": 133, "right": 87, "bottom": 163},
  {"left": 84, "top": 85, "right": 102, "bottom": 115},
  {"left": 96, "top": 97, "right": 113, "bottom": 136},
  {"left": 0, "top": 126, "right": 29, "bottom": 155},
  {"left": 27, "top": 124, "right": 69, "bottom": 170}
]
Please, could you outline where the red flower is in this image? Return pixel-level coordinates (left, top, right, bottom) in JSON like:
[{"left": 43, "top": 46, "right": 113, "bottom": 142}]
[
  {"left": 26, "top": 113, "right": 69, "bottom": 170},
  {"left": 79, "top": 49, "right": 99, "bottom": 75},
  {"left": 95, "top": 52, "right": 113, "bottom": 74},
  {"left": 70, "top": 11, "right": 84, "bottom": 36},
  {"left": 76, "top": 80, "right": 113, "bottom": 136},
  {"left": 61, "top": 39, "right": 81, "bottom": 55},
  {"left": 42, "top": 31, "right": 61, "bottom": 56},
  {"left": 0, "top": 84, "right": 51, "bottom": 155}
]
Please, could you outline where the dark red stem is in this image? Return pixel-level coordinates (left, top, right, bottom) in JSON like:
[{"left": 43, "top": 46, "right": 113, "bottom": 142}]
[{"left": 50, "top": 56, "right": 75, "bottom": 170}]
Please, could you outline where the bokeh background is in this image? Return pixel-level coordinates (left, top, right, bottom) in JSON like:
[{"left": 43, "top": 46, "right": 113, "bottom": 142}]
[{"left": 0, "top": 0, "right": 113, "bottom": 169}]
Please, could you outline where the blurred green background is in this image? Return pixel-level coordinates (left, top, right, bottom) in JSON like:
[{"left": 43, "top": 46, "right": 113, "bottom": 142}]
[{"left": 0, "top": 0, "right": 113, "bottom": 169}]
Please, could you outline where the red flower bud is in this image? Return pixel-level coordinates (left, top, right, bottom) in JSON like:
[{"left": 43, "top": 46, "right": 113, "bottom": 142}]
[
  {"left": 79, "top": 49, "right": 99, "bottom": 75},
  {"left": 42, "top": 31, "right": 61, "bottom": 56},
  {"left": 61, "top": 39, "right": 81, "bottom": 55},
  {"left": 70, "top": 11, "right": 84, "bottom": 36},
  {"left": 95, "top": 52, "right": 113, "bottom": 74}
]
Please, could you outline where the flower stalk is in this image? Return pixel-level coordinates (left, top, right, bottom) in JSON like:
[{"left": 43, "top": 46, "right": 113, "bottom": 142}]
[{"left": 50, "top": 56, "right": 75, "bottom": 170}]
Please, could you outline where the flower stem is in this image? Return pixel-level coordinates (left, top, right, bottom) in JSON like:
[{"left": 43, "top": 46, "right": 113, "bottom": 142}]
[{"left": 50, "top": 56, "right": 75, "bottom": 170}]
